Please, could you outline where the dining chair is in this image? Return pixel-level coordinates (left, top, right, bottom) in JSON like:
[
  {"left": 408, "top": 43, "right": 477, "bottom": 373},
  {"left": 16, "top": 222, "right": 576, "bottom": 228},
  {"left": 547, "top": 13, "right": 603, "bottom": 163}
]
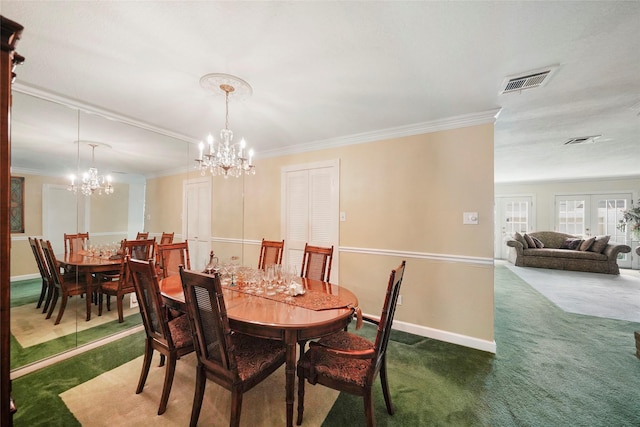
[
  {"left": 156, "top": 241, "right": 190, "bottom": 279},
  {"left": 28, "top": 237, "right": 53, "bottom": 312},
  {"left": 40, "top": 239, "right": 89, "bottom": 325},
  {"left": 296, "top": 260, "right": 406, "bottom": 427},
  {"left": 127, "top": 257, "right": 194, "bottom": 415},
  {"left": 300, "top": 243, "right": 333, "bottom": 282},
  {"left": 258, "top": 238, "right": 284, "bottom": 269},
  {"left": 98, "top": 238, "right": 156, "bottom": 322},
  {"left": 160, "top": 232, "right": 174, "bottom": 244},
  {"left": 179, "top": 267, "right": 287, "bottom": 427},
  {"left": 63, "top": 232, "right": 89, "bottom": 253},
  {"left": 136, "top": 231, "right": 149, "bottom": 240}
]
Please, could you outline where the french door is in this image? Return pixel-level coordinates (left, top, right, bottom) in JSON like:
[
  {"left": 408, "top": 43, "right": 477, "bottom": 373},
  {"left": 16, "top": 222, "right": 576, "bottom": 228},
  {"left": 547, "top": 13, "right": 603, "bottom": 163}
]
[
  {"left": 281, "top": 159, "right": 339, "bottom": 282},
  {"left": 495, "top": 196, "right": 533, "bottom": 259},
  {"left": 555, "top": 193, "right": 632, "bottom": 268}
]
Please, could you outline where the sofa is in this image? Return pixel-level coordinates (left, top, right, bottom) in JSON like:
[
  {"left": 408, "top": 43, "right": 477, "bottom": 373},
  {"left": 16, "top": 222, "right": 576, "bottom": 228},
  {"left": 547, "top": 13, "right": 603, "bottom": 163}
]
[{"left": 505, "top": 231, "right": 631, "bottom": 275}]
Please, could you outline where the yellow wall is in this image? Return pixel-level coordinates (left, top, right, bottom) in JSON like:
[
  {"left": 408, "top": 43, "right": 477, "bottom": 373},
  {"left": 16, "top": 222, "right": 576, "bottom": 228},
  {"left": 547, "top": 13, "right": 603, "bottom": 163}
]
[{"left": 146, "top": 123, "right": 496, "bottom": 349}]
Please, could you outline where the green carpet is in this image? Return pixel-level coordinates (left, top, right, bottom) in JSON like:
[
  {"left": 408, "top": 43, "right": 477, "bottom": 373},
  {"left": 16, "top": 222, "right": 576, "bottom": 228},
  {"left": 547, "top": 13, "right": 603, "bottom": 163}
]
[{"left": 11, "top": 265, "right": 640, "bottom": 426}]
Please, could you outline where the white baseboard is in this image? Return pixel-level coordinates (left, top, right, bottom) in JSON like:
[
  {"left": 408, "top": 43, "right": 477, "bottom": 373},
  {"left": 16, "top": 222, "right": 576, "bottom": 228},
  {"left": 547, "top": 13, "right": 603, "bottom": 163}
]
[{"left": 11, "top": 273, "right": 40, "bottom": 282}]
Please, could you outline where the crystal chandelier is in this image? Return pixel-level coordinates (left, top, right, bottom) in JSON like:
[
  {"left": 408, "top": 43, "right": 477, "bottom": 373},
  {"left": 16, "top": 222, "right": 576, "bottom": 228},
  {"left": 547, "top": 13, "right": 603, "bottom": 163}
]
[
  {"left": 196, "top": 73, "right": 256, "bottom": 178},
  {"left": 68, "top": 143, "right": 114, "bottom": 196}
]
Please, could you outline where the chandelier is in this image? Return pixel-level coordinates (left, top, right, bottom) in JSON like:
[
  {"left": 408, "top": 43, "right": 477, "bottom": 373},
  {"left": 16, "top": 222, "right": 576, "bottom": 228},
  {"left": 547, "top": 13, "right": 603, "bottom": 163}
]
[
  {"left": 68, "top": 143, "right": 114, "bottom": 196},
  {"left": 196, "top": 73, "right": 256, "bottom": 178}
]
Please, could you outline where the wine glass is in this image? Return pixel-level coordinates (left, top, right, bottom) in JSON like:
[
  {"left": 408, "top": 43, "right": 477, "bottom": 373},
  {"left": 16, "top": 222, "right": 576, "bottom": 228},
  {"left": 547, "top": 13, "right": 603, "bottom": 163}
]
[{"left": 265, "top": 265, "right": 276, "bottom": 296}]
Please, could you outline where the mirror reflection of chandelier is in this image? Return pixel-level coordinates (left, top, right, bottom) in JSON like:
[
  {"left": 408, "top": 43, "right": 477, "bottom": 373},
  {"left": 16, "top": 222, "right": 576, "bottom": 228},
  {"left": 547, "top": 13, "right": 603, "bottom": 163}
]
[
  {"left": 196, "top": 73, "right": 256, "bottom": 178},
  {"left": 68, "top": 143, "right": 114, "bottom": 196}
]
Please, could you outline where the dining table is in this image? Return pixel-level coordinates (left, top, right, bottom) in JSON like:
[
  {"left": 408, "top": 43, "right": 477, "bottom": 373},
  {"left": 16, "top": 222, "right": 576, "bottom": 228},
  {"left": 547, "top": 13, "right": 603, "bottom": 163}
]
[
  {"left": 160, "top": 272, "right": 359, "bottom": 427},
  {"left": 56, "top": 251, "right": 122, "bottom": 321}
]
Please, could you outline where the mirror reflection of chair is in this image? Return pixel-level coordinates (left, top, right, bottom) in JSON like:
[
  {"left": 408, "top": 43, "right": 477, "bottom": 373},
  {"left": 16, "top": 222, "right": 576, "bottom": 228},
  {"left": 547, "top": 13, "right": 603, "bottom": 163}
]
[
  {"left": 156, "top": 241, "right": 190, "bottom": 279},
  {"left": 64, "top": 232, "right": 89, "bottom": 253},
  {"left": 179, "top": 267, "right": 287, "bottom": 427},
  {"left": 136, "top": 231, "right": 149, "bottom": 240},
  {"left": 128, "top": 257, "right": 194, "bottom": 415},
  {"left": 258, "top": 238, "right": 284, "bottom": 270},
  {"left": 300, "top": 243, "right": 334, "bottom": 282},
  {"left": 40, "top": 239, "right": 89, "bottom": 325},
  {"left": 98, "top": 238, "right": 156, "bottom": 322},
  {"left": 296, "top": 260, "right": 406, "bottom": 427},
  {"left": 28, "top": 237, "right": 53, "bottom": 313},
  {"left": 160, "top": 232, "right": 174, "bottom": 244}
]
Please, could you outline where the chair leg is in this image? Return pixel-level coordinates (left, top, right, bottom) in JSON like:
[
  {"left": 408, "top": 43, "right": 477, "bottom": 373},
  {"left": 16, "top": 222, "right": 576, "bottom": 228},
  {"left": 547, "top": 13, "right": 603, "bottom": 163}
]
[
  {"left": 363, "top": 389, "right": 376, "bottom": 427},
  {"left": 98, "top": 292, "right": 103, "bottom": 316},
  {"left": 54, "top": 294, "right": 69, "bottom": 325},
  {"left": 136, "top": 339, "right": 154, "bottom": 394},
  {"left": 45, "top": 288, "right": 59, "bottom": 320},
  {"left": 230, "top": 389, "right": 243, "bottom": 427},
  {"left": 159, "top": 354, "right": 166, "bottom": 367},
  {"left": 117, "top": 294, "right": 124, "bottom": 323},
  {"left": 189, "top": 364, "right": 206, "bottom": 427},
  {"left": 379, "top": 356, "right": 394, "bottom": 415},
  {"left": 296, "top": 368, "right": 306, "bottom": 425},
  {"left": 42, "top": 283, "right": 54, "bottom": 314},
  {"left": 158, "top": 353, "right": 177, "bottom": 415},
  {"left": 36, "top": 279, "right": 46, "bottom": 309}
]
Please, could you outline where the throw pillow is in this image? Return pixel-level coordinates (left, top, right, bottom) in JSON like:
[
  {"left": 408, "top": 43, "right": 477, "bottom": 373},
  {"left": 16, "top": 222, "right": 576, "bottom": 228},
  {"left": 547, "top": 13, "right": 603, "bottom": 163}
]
[
  {"left": 513, "top": 232, "right": 528, "bottom": 249},
  {"left": 523, "top": 233, "right": 536, "bottom": 249},
  {"left": 531, "top": 236, "right": 545, "bottom": 248},
  {"left": 588, "top": 235, "right": 610, "bottom": 253},
  {"left": 560, "top": 238, "right": 583, "bottom": 250},
  {"left": 579, "top": 236, "right": 596, "bottom": 251}
]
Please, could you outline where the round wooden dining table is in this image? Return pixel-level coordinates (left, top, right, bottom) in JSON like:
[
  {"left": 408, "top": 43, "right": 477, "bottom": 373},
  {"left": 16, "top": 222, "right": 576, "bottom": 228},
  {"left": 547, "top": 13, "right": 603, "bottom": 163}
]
[
  {"left": 56, "top": 252, "right": 122, "bottom": 321},
  {"left": 160, "top": 273, "right": 358, "bottom": 427}
]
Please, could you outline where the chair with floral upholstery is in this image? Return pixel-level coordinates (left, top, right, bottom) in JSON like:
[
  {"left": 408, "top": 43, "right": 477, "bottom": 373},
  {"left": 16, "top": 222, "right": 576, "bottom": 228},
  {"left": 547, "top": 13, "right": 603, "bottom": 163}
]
[
  {"left": 179, "top": 267, "right": 287, "bottom": 427},
  {"left": 300, "top": 243, "right": 333, "bottom": 282},
  {"left": 128, "top": 257, "right": 194, "bottom": 415},
  {"left": 258, "top": 238, "right": 284, "bottom": 269},
  {"left": 28, "top": 237, "right": 52, "bottom": 312},
  {"left": 156, "top": 241, "right": 190, "bottom": 279},
  {"left": 296, "top": 260, "right": 406, "bottom": 427}
]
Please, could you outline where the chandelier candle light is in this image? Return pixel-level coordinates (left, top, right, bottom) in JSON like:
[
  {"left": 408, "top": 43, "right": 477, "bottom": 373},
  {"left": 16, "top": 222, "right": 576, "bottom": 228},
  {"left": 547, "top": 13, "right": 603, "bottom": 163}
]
[
  {"left": 196, "top": 73, "right": 256, "bottom": 178},
  {"left": 68, "top": 143, "right": 114, "bottom": 196}
]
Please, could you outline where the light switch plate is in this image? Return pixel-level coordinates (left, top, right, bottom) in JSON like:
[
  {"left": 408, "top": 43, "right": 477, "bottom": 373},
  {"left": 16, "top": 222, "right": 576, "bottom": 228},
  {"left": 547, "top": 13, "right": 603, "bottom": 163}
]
[{"left": 463, "top": 212, "right": 479, "bottom": 224}]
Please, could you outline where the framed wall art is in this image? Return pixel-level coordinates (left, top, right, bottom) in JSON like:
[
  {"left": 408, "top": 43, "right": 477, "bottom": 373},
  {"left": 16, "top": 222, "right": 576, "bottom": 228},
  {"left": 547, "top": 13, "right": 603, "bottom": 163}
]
[{"left": 10, "top": 176, "right": 24, "bottom": 233}]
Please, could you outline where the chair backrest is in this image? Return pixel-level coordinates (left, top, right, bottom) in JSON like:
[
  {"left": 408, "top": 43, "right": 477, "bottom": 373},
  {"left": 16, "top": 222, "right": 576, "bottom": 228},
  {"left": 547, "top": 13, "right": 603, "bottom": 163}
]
[
  {"left": 29, "top": 237, "right": 50, "bottom": 282},
  {"left": 160, "top": 232, "right": 174, "bottom": 244},
  {"left": 258, "top": 239, "right": 284, "bottom": 269},
  {"left": 40, "top": 239, "right": 65, "bottom": 288},
  {"left": 179, "top": 268, "right": 237, "bottom": 376},
  {"left": 136, "top": 232, "right": 149, "bottom": 240},
  {"left": 300, "top": 243, "right": 334, "bottom": 282},
  {"left": 157, "top": 241, "right": 190, "bottom": 278},
  {"left": 128, "top": 257, "right": 174, "bottom": 348},
  {"left": 64, "top": 232, "right": 89, "bottom": 253},
  {"left": 123, "top": 238, "right": 156, "bottom": 261},
  {"left": 370, "top": 260, "right": 406, "bottom": 378}
]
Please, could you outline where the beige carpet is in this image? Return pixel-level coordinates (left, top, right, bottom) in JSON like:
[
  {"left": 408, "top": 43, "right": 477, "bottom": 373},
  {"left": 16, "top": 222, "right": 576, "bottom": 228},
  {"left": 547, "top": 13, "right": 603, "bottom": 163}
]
[
  {"left": 11, "top": 294, "right": 140, "bottom": 348},
  {"left": 61, "top": 352, "right": 339, "bottom": 426}
]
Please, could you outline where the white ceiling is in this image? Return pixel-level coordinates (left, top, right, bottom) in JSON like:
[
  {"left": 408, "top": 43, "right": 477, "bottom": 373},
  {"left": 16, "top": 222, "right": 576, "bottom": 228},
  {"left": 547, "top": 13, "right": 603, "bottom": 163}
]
[{"left": 3, "top": 1, "right": 640, "bottom": 183}]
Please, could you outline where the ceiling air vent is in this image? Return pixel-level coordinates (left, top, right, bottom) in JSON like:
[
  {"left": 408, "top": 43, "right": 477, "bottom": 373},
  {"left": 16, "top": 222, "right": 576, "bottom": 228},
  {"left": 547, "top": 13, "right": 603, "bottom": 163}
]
[
  {"left": 563, "top": 135, "right": 601, "bottom": 145},
  {"left": 500, "top": 65, "right": 558, "bottom": 94}
]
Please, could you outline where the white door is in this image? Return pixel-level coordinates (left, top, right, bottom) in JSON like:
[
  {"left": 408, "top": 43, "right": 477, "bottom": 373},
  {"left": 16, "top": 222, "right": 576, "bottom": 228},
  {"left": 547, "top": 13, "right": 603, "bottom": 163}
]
[
  {"left": 281, "top": 160, "right": 339, "bottom": 282},
  {"left": 494, "top": 196, "right": 533, "bottom": 259},
  {"left": 555, "top": 193, "right": 632, "bottom": 268},
  {"left": 43, "top": 184, "right": 85, "bottom": 254},
  {"left": 183, "top": 177, "right": 211, "bottom": 271}
]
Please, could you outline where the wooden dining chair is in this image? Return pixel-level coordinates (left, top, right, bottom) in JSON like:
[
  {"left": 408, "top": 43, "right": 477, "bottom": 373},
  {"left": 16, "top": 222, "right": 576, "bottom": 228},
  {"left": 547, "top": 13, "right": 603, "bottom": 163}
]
[
  {"left": 127, "top": 257, "right": 194, "bottom": 415},
  {"left": 156, "top": 241, "right": 190, "bottom": 279},
  {"left": 28, "top": 237, "right": 53, "bottom": 312},
  {"left": 258, "top": 238, "right": 284, "bottom": 269},
  {"left": 98, "top": 238, "right": 156, "bottom": 322},
  {"left": 179, "top": 267, "right": 287, "bottom": 427},
  {"left": 40, "top": 239, "right": 89, "bottom": 325},
  {"left": 300, "top": 243, "right": 334, "bottom": 282},
  {"left": 296, "top": 260, "right": 406, "bottom": 427},
  {"left": 160, "top": 232, "right": 174, "bottom": 244},
  {"left": 136, "top": 231, "right": 149, "bottom": 240},
  {"left": 64, "top": 232, "right": 89, "bottom": 253}
]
